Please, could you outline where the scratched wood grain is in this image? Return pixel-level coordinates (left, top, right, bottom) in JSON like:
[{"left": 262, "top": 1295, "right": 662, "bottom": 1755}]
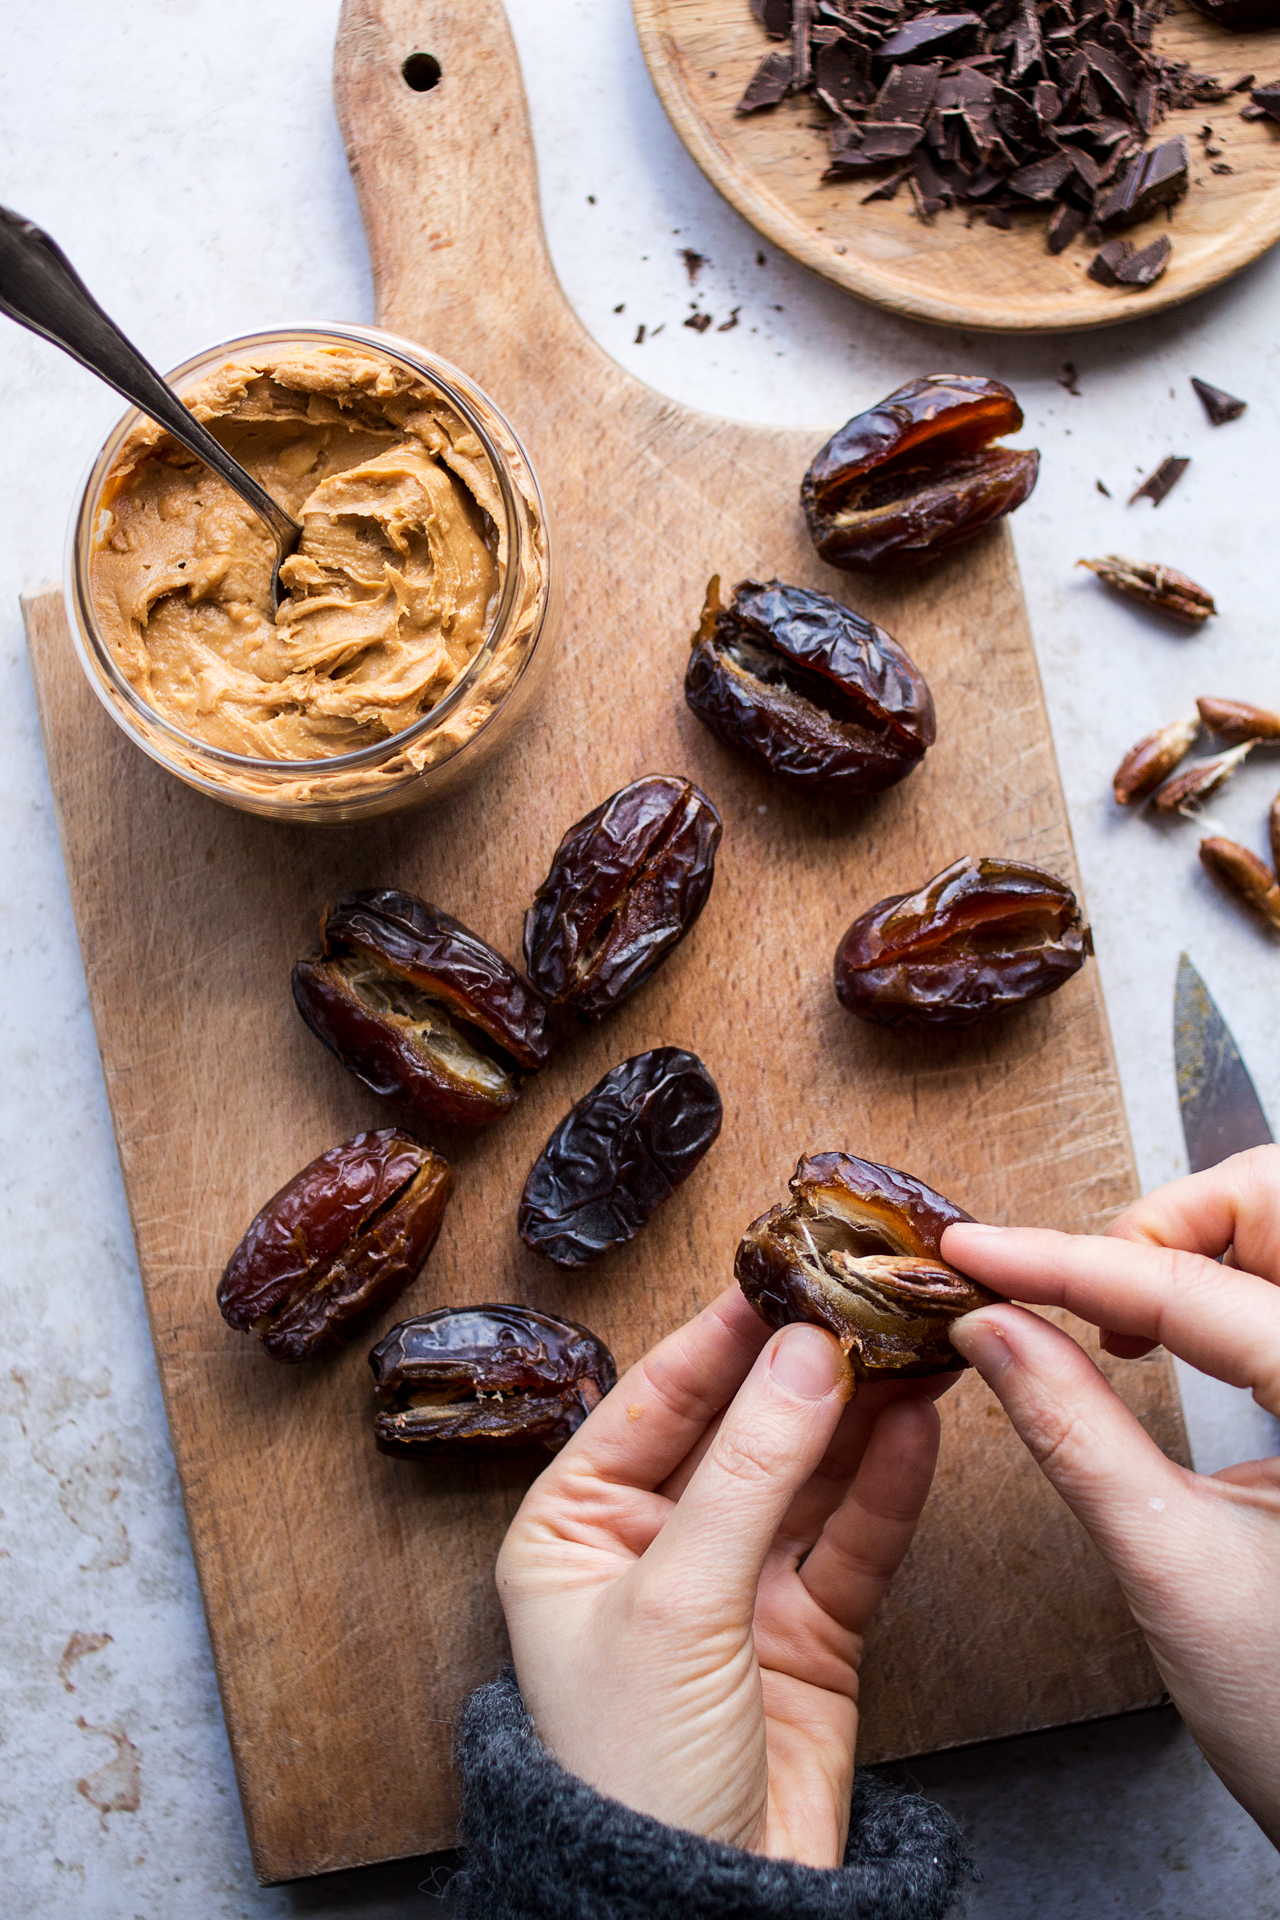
[{"left": 23, "top": 0, "right": 1188, "bottom": 1885}]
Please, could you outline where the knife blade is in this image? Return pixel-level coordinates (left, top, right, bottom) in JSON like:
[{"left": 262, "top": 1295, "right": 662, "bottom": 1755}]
[{"left": 1174, "top": 953, "right": 1273, "bottom": 1173}]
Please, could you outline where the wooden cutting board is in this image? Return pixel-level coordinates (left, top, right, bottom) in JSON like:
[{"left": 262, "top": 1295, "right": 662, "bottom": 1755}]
[
  {"left": 23, "top": 0, "right": 1189, "bottom": 1886},
  {"left": 635, "top": 0, "right": 1280, "bottom": 332}
]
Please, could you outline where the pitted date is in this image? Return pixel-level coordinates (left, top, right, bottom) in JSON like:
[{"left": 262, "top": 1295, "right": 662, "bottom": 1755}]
[
  {"left": 835, "top": 855, "right": 1090, "bottom": 1029},
  {"left": 736, "top": 1153, "right": 997, "bottom": 1378},
  {"left": 369, "top": 1305, "right": 617, "bottom": 1457},
  {"left": 524, "top": 776, "right": 722, "bottom": 1019},
  {"left": 217, "top": 1129, "right": 451, "bottom": 1363},
  {"left": 293, "top": 889, "right": 549, "bottom": 1127},
  {"left": 684, "top": 576, "right": 936, "bottom": 795},
  {"left": 802, "top": 375, "right": 1040, "bottom": 572},
  {"left": 519, "top": 1048, "right": 722, "bottom": 1268}
]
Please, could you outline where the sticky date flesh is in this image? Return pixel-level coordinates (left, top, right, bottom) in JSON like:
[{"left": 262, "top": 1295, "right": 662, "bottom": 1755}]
[
  {"left": 217, "top": 1130, "right": 451, "bottom": 1362},
  {"left": 519, "top": 1048, "right": 722, "bottom": 1268},
  {"left": 370, "top": 1306, "right": 617, "bottom": 1457},
  {"left": 835, "top": 855, "right": 1090, "bottom": 1029},
  {"left": 684, "top": 576, "right": 936, "bottom": 795},
  {"left": 524, "top": 776, "right": 722, "bottom": 1019},
  {"left": 802, "top": 376, "right": 1039, "bottom": 572},
  {"left": 293, "top": 890, "right": 549, "bottom": 1127},
  {"left": 736, "top": 1153, "right": 998, "bottom": 1378}
]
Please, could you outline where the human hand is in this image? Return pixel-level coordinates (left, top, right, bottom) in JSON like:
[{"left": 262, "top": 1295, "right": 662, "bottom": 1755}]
[
  {"left": 495, "top": 1285, "right": 949, "bottom": 1867},
  {"left": 942, "top": 1144, "right": 1280, "bottom": 1847}
]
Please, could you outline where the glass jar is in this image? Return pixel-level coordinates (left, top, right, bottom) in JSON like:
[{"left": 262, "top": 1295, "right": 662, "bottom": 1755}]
[{"left": 65, "top": 324, "right": 560, "bottom": 825}]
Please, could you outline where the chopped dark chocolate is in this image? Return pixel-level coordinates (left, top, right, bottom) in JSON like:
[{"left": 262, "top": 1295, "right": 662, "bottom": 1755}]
[
  {"left": 1088, "top": 239, "right": 1133, "bottom": 285},
  {"left": 737, "top": 47, "right": 794, "bottom": 112},
  {"left": 1117, "top": 234, "right": 1172, "bottom": 284},
  {"left": 1094, "top": 136, "right": 1189, "bottom": 228},
  {"left": 681, "top": 248, "right": 708, "bottom": 282},
  {"left": 747, "top": 0, "right": 1223, "bottom": 262},
  {"left": 685, "top": 311, "right": 713, "bottom": 332},
  {"left": 1187, "top": 0, "right": 1280, "bottom": 23},
  {"left": 1129, "top": 455, "right": 1190, "bottom": 507},
  {"left": 1191, "top": 377, "right": 1246, "bottom": 426},
  {"left": 1251, "top": 80, "right": 1280, "bottom": 123}
]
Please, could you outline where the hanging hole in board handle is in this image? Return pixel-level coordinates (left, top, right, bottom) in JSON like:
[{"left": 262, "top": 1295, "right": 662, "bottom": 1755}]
[{"left": 402, "top": 51, "right": 443, "bottom": 92}]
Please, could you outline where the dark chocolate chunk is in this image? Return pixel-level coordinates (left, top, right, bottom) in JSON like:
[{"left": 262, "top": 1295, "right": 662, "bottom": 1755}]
[
  {"left": 1129, "top": 456, "right": 1190, "bottom": 507},
  {"left": 1046, "top": 202, "right": 1085, "bottom": 252},
  {"left": 737, "top": 48, "right": 794, "bottom": 113},
  {"left": 861, "top": 119, "right": 927, "bottom": 160},
  {"left": 878, "top": 11, "right": 983, "bottom": 62},
  {"left": 751, "top": 0, "right": 795, "bottom": 35},
  {"left": 1251, "top": 81, "right": 1280, "bottom": 123},
  {"left": 875, "top": 62, "right": 943, "bottom": 124},
  {"left": 1088, "top": 239, "right": 1132, "bottom": 285},
  {"left": 815, "top": 38, "right": 875, "bottom": 111},
  {"left": 1009, "top": 151, "right": 1073, "bottom": 199},
  {"left": 1186, "top": 0, "right": 1280, "bottom": 23},
  {"left": 1094, "top": 137, "right": 1189, "bottom": 229},
  {"left": 1191, "top": 377, "right": 1246, "bottom": 426},
  {"left": 1116, "top": 234, "right": 1172, "bottom": 285}
]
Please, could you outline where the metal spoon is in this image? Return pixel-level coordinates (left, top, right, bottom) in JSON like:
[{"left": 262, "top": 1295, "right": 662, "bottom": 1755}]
[{"left": 0, "top": 206, "right": 301, "bottom": 608}]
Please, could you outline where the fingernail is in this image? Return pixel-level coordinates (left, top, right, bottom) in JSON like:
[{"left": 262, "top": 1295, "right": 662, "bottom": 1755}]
[
  {"left": 770, "top": 1324, "right": 844, "bottom": 1400},
  {"left": 945, "top": 1222, "right": 1006, "bottom": 1240},
  {"left": 948, "top": 1308, "right": 1015, "bottom": 1374}
]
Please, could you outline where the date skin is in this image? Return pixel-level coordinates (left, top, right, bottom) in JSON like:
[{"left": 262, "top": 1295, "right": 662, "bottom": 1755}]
[
  {"left": 685, "top": 576, "right": 936, "bottom": 795},
  {"left": 217, "top": 1130, "right": 451, "bottom": 1363},
  {"left": 370, "top": 1305, "right": 617, "bottom": 1457},
  {"left": 835, "top": 855, "right": 1090, "bottom": 1029},
  {"left": 519, "top": 1048, "right": 722, "bottom": 1269},
  {"left": 524, "top": 776, "right": 722, "bottom": 1019},
  {"left": 293, "top": 891, "right": 549, "bottom": 1127},
  {"left": 737, "top": 1153, "right": 998, "bottom": 1378},
  {"left": 802, "top": 376, "right": 1039, "bottom": 572}
]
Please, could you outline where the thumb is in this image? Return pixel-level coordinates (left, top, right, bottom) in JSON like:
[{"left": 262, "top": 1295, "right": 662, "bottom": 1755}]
[
  {"left": 949, "top": 1303, "right": 1191, "bottom": 1586},
  {"left": 641, "top": 1322, "right": 850, "bottom": 1619}
]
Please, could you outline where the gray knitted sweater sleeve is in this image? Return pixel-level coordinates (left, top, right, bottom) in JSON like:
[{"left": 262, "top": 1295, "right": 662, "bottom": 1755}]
[{"left": 450, "top": 1669, "right": 971, "bottom": 1919}]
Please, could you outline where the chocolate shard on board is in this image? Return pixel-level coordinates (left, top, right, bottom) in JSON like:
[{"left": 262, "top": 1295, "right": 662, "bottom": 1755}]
[
  {"left": 751, "top": 0, "right": 795, "bottom": 35},
  {"left": 1191, "top": 377, "right": 1247, "bottom": 426},
  {"left": 1129, "top": 456, "right": 1190, "bottom": 507},
  {"left": 737, "top": 47, "right": 794, "bottom": 112},
  {"left": 1088, "top": 239, "right": 1133, "bottom": 285},
  {"left": 861, "top": 120, "right": 927, "bottom": 160},
  {"left": 1046, "top": 201, "right": 1086, "bottom": 254},
  {"left": 1094, "top": 136, "right": 1189, "bottom": 228},
  {"left": 1009, "top": 151, "right": 1073, "bottom": 199},
  {"left": 1110, "top": 234, "right": 1172, "bottom": 286},
  {"left": 877, "top": 11, "right": 983, "bottom": 63},
  {"left": 1250, "top": 80, "right": 1280, "bottom": 122}
]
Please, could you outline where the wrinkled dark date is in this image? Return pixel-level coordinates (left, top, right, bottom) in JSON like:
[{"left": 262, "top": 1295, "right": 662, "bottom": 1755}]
[
  {"left": 802, "top": 375, "right": 1040, "bottom": 572},
  {"left": 684, "top": 576, "right": 936, "bottom": 795},
  {"left": 835, "top": 855, "right": 1090, "bottom": 1029},
  {"left": 217, "top": 1129, "right": 451, "bottom": 1363},
  {"left": 736, "top": 1153, "right": 998, "bottom": 1378},
  {"left": 293, "top": 890, "right": 549, "bottom": 1127},
  {"left": 524, "top": 777, "right": 722, "bottom": 1019},
  {"left": 519, "top": 1048, "right": 722, "bottom": 1268},
  {"left": 369, "top": 1305, "right": 617, "bottom": 1457}
]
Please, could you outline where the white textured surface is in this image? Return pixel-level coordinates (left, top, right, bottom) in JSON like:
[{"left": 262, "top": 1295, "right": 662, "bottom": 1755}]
[{"left": 1, "top": 1, "right": 1278, "bottom": 1912}]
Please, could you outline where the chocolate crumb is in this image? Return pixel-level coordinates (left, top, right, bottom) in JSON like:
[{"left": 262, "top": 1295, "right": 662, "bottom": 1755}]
[
  {"left": 680, "top": 248, "right": 708, "bottom": 282},
  {"left": 1058, "top": 362, "right": 1082, "bottom": 396},
  {"left": 614, "top": 303, "right": 625, "bottom": 313},
  {"left": 717, "top": 308, "right": 742, "bottom": 331},
  {"left": 684, "top": 312, "right": 713, "bottom": 333},
  {"left": 1097, "top": 480, "right": 1112, "bottom": 497},
  {"left": 634, "top": 324, "right": 646, "bottom": 346},
  {"left": 1191, "top": 377, "right": 1246, "bottom": 425},
  {"left": 1129, "top": 456, "right": 1190, "bottom": 507}
]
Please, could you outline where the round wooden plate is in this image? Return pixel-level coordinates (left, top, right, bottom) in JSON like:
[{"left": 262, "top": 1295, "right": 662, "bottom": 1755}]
[{"left": 633, "top": 0, "right": 1280, "bottom": 332}]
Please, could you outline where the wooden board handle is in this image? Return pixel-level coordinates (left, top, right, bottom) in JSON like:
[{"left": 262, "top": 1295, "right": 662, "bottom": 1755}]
[{"left": 335, "top": 0, "right": 577, "bottom": 370}]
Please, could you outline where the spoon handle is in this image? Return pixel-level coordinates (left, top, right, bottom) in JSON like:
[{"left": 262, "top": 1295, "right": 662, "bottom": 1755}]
[{"left": 0, "top": 206, "right": 299, "bottom": 550}]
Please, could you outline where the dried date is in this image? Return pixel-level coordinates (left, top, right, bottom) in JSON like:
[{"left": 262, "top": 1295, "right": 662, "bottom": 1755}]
[
  {"left": 293, "top": 890, "right": 549, "bottom": 1127},
  {"left": 370, "top": 1306, "right": 617, "bottom": 1458},
  {"left": 524, "top": 777, "right": 722, "bottom": 1019},
  {"left": 519, "top": 1048, "right": 722, "bottom": 1268},
  {"left": 1152, "top": 744, "right": 1253, "bottom": 816},
  {"left": 684, "top": 576, "right": 936, "bottom": 795},
  {"left": 835, "top": 855, "right": 1090, "bottom": 1029},
  {"left": 1078, "top": 555, "right": 1215, "bottom": 624},
  {"left": 736, "top": 1153, "right": 998, "bottom": 1378},
  {"left": 217, "top": 1129, "right": 451, "bottom": 1363},
  {"left": 801, "top": 376, "right": 1039, "bottom": 573},
  {"left": 1196, "top": 697, "right": 1280, "bottom": 746}
]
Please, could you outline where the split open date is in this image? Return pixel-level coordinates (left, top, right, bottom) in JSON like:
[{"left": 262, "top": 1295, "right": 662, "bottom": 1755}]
[
  {"left": 802, "top": 376, "right": 1039, "bottom": 572},
  {"left": 736, "top": 1153, "right": 997, "bottom": 1378},
  {"left": 293, "top": 890, "right": 550, "bottom": 1127},
  {"left": 217, "top": 1129, "right": 452, "bottom": 1362},
  {"left": 525, "top": 775, "right": 722, "bottom": 1019},
  {"left": 370, "top": 1305, "right": 617, "bottom": 1458},
  {"left": 835, "top": 855, "right": 1090, "bottom": 1028},
  {"left": 685, "top": 576, "right": 935, "bottom": 795},
  {"left": 519, "top": 1048, "right": 722, "bottom": 1268}
]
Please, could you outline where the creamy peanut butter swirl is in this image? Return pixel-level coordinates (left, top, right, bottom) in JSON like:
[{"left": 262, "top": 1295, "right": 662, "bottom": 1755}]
[{"left": 91, "top": 347, "right": 516, "bottom": 764}]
